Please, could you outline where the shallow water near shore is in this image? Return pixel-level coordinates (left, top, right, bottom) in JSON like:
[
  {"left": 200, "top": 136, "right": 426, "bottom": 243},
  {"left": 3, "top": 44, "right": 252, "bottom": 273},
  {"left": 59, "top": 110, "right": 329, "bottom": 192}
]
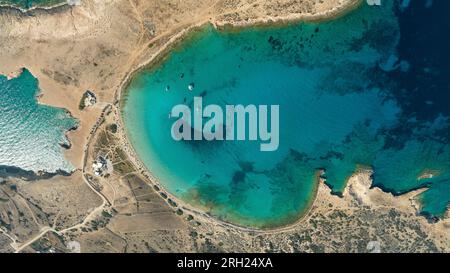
[
  {"left": 0, "top": 69, "right": 76, "bottom": 173},
  {"left": 123, "top": 1, "right": 450, "bottom": 227},
  {"left": 0, "top": 0, "right": 63, "bottom": 9}
]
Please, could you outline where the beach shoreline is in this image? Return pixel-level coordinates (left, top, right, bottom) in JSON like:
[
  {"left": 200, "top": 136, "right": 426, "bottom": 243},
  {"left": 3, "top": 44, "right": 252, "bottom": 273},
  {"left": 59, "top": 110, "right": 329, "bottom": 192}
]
[
  {"left": 114, "top": 0, "right": 364, "bottom": 103},
  {"left": 111, "top": 0, "right": 450, "bottom": 231},
  {"left": 0, "top": 1, "right": 67, "bottom": 13},
  {"left": 111, "top": 0, "right": 367, "bottom": 231}
]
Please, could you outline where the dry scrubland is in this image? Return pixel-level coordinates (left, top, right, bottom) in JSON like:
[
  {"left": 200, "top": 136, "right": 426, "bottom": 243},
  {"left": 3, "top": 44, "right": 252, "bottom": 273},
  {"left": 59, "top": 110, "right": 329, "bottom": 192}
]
[{"left": 0, "top": 0, "right": 449, "bottom": 252}]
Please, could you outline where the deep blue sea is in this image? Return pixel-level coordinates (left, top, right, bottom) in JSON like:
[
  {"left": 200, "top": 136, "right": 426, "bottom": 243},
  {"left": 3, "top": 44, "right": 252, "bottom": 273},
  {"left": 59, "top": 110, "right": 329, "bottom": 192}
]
[{"left": 123, "top": 0, "right": 450, "bottom": 228}]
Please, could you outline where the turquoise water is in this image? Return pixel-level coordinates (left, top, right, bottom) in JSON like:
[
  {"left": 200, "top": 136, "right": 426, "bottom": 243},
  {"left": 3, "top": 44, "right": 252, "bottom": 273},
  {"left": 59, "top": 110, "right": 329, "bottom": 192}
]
[
  {"left": 0, "top": 69, "right": 77, "bottom": 173},
  {"left": 0, "top": 0, "right": 63, "bottom": 9},
  {"left": 123, "top": 1, "right": 450, "bottom": 227}
]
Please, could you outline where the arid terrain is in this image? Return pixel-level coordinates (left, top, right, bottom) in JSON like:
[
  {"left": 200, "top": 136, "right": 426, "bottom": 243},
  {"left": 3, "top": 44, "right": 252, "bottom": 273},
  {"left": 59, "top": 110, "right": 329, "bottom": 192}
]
[{"left": 0, "top": 0, "right": 449, "bottom": 253}]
